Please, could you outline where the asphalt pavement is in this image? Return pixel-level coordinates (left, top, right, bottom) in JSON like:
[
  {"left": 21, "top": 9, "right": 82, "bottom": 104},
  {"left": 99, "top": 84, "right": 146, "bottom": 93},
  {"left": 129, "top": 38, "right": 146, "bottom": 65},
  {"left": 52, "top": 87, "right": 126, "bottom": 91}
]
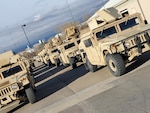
[
  {"left": 8, "top": 52, "right": 150, "bottom": 113},
  {"left": 37, "top": 59, "right": 150, "bottom": 113}
]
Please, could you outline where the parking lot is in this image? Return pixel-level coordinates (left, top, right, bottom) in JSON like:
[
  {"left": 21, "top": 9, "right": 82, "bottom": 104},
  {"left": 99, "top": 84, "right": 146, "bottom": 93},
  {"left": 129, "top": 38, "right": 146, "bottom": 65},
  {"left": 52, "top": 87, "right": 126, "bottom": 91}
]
[{"left": 3, "top": 52, "right": 148, "bottom": 113}]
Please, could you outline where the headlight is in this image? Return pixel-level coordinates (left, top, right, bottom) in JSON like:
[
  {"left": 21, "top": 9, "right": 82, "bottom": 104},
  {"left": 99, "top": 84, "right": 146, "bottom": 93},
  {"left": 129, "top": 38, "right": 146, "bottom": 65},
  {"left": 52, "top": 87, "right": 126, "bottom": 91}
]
[
  {"left": 124, "top": 41, "right": 131, "bottom": 48},
  {"left": 76, "top": 51, "right": 80, "bottom": 54},
  {"left": 11, "top": 83, "right": 19, "bottom": 90}
]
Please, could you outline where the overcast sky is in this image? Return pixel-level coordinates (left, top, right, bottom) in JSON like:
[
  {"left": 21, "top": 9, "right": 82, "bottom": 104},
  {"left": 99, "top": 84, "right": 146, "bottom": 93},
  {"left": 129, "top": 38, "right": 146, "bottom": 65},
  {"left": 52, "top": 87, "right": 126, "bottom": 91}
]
[{"left": 0, "top": 0, "right": 108, "bottom": 53}]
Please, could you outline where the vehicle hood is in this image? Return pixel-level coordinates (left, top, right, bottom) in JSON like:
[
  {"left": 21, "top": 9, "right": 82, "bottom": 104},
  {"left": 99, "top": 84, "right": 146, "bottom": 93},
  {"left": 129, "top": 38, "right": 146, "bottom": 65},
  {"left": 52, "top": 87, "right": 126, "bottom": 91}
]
[{"left": 0, "top": 75, "right": 17, "bottom": 88}]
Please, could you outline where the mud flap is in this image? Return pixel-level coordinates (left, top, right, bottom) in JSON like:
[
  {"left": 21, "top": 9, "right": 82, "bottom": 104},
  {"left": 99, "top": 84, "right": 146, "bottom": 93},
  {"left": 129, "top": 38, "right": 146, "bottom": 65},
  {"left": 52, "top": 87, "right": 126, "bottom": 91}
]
[{"left": 134, "top": 36, "right": 142, "bottom": 54}]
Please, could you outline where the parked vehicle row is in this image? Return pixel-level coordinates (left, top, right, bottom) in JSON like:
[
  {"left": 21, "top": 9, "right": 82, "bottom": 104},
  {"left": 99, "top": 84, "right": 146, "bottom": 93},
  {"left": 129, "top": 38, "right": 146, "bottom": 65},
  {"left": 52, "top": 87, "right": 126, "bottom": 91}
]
[
  {"left": 1, "top": 7, "right": 150, "bottom": 112},
  {"left": 36, "top": 25, "right": 83, "bottom": 69},
  {"left": 36, "top": 7, "right": 150, "bottom": 77}
]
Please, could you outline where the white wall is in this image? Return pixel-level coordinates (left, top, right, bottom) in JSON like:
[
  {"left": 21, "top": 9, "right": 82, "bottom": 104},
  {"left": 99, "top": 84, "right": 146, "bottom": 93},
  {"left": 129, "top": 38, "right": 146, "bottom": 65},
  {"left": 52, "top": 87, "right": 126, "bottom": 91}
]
[{"left": 115, "top": 0, "right": 150, "bottom": 23}]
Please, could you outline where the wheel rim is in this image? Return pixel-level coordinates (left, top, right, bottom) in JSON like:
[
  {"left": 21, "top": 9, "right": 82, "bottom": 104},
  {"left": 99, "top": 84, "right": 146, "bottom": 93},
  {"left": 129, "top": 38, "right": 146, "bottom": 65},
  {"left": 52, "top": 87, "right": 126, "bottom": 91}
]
[{"left": 109, "top": 59, "right": 117, "bottom": 72}]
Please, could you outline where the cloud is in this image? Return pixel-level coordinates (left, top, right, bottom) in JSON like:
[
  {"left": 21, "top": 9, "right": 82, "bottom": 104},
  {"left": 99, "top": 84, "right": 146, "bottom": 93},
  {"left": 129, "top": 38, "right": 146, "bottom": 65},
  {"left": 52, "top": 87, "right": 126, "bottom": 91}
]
[
  {"left": 0, "top": 0, "right": 108, "bottom": 53},
  {"left": 33, "top": 14, "right": 41, "bottom": 21}
]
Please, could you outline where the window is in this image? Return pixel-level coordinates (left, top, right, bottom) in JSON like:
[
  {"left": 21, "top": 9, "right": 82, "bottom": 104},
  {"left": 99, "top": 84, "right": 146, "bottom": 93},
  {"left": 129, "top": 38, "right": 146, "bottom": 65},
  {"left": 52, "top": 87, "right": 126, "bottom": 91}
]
[
  {"left": 120, "top": 9, "right": 129, "bottom": 17},
  {"left": 2, "top": 65, "right": 22, "bottom": 78},
  {"left": 96, "top": 26, "right": 117, "bottom": 39},
  {"left": 64, "top": 43, "right": 75, "bottom": 50},
  {"left": 51, "top": 49, "right": 58, "bottom": 53},
  {"left": 119, "top": 17, "right": 139, "bottom": 31}
]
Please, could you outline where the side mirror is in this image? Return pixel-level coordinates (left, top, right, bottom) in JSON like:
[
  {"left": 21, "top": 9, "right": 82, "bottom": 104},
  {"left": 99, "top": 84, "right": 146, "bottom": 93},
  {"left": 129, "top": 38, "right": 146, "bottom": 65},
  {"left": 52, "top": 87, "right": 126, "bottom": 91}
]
[{"left": 84, "top": 39, "right": 92, "bottom": 47}]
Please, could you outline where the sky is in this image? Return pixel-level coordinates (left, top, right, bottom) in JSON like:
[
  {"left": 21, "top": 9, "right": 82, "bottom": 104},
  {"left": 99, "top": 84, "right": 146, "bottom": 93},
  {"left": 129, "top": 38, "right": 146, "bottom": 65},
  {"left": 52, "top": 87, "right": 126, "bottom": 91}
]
[{"left": 0, "top": 0, "right": 108, "bottom": 53}]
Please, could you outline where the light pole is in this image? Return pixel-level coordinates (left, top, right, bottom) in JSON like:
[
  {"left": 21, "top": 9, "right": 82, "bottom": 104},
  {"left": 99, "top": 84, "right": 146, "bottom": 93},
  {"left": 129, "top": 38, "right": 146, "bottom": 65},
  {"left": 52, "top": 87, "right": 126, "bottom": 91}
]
[
  {"left": 21, "top": 24, "right": 32, "bottom": 47},
  {"left": 65, "top": 0, "right": 75, "bottom": 25}
]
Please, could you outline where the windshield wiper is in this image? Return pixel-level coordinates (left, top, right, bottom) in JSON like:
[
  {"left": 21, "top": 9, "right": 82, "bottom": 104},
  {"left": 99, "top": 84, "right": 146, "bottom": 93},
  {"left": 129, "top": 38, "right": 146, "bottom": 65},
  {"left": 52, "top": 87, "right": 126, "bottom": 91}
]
[{"left": 6, "top": 60, "right": 12, "bottom": 74}]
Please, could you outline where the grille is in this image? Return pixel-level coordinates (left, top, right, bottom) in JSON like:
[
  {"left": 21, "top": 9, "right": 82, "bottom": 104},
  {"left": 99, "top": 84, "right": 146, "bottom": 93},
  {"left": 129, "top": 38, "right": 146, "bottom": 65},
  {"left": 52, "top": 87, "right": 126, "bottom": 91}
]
[{"left": 0, "top": 86, "right": 13, "bottom": 97}]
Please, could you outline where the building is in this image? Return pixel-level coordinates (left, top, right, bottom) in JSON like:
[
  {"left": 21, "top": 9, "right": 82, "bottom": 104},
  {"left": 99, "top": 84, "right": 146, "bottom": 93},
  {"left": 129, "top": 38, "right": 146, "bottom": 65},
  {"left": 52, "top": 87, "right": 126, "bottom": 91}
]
[{"left": 101, "top": 0, "right": 150, "bottom": 24}]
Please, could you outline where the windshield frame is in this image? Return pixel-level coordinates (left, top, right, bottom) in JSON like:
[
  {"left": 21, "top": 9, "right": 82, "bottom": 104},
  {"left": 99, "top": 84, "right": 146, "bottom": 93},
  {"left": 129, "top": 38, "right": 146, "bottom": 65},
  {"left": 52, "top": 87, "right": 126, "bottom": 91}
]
[{"left": 1, "top": 64, "right": 23, "bottom": 78}]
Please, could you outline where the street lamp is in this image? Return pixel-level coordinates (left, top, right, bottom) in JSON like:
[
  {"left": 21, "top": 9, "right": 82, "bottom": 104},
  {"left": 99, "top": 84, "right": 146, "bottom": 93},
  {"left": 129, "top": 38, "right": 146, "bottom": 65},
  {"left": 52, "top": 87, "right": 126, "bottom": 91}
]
[
  {"left": 21, "top": 24, "right": 32, "bottom": 47},
  {"left": 66, "top": 0, "right": 75, "bottom": 25}
]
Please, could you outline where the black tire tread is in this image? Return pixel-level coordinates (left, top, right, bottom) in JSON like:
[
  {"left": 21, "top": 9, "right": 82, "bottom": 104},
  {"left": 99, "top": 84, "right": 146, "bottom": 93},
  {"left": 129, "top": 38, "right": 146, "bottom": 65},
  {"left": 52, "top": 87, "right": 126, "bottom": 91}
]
[
  {"left": 106, "top": 54, "right": 126, "bottom": 76},
  {"left": 85, "top": 57, "right": 97, "bottom": 72},
  {"left": 25, "top": 87, "right": 36, "bottom": 104}
]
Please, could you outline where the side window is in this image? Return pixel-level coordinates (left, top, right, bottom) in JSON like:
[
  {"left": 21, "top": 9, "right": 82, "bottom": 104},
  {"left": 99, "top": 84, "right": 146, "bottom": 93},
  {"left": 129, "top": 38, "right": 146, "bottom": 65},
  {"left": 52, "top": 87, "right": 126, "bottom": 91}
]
[
  {"left": 120, "top": 9, "right": 129, "bottom": 17},
  {"left": 84, "top": 39, "right": 92, "bottom": 47},
  {"left": 96, "top": 26, "right": 117, "bottom": 39},
  {"left": 119, "top": 17, "right": 139, "bottom": 31}
]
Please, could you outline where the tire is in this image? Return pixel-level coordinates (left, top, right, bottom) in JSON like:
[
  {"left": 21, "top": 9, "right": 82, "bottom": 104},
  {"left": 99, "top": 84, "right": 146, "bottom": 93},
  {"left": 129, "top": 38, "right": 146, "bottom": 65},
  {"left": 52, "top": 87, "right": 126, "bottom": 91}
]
[
  {"left": 30, "top": 63, "right": 35, "bottom": 71},
  {"left": 54, "top": 58, "right": 60, "bottom": 67},
  {"left": 29, "top": 75, "right": 36, "bottom": 90},
  {"left": 32, "top": 63, "right": 35, "bottom": 68},
  {"left": 106, "top": 54, "right": 126, "bottom": 77},
  {"left": 25, "top": 86, "right": 36, "bottom": 104},
  {"left": 85, "top": 57, "right": 97, "bottom": 72},
  {"left": 47, "top": 60, "right": 52, "bottom": 67},
  {"left": 69, "top": 57, "right": 77, "bottom": 69}
]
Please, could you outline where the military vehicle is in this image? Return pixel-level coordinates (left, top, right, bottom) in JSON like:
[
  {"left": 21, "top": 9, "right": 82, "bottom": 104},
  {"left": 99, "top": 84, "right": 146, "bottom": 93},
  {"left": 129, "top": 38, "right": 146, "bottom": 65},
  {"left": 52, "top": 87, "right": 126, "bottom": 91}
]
[
  {"left": 57, "top": 38, "right": 82, "bottom": 68},
  {"left": 79, "top": 7, "right": 150, "bottom": 76},
  {"left": 37, "top": 49, "right": 51, "bottom": 66},
  {"left": 47, "top": 47, "right": 61, "bottom": 67},
  {"left": 0, "top": 51, "right": 36, "bottom": 110},
  {"left": 18, "top": 51, "right": 36, "bottom": 71},
  {"left": 45, "top": 39, "right": 61, "bottom": 67},
  {"left": 54, "top": 26, "right": 82, "bottom": 69}
]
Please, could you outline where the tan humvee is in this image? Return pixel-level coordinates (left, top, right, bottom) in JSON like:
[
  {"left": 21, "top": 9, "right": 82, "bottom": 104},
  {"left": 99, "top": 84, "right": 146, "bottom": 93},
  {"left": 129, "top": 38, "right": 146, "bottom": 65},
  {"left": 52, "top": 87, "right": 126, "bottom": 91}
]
[
  {"left": 37, "top": 49, "right": 50, "bottom": 66},
  {"left": 57, "top": 38, "right": 82, "bottom": 68},
  {"left": 36, "top": 38, "right": 61, "bottom": 67},
  {"left": 45, "top": 38, "right": 61, "bottom": 67},
  {"left": 79, "top": 7, "right": 150, "bottom": 76},
  {"left": 47, "top": 47, "right": 61, "bottom": 67},
  {"left": 0, "top": 51, "right": 36, "bottom": 110},
  {"left": 54, "top": 26, "right": 82, "bottom": 69}
]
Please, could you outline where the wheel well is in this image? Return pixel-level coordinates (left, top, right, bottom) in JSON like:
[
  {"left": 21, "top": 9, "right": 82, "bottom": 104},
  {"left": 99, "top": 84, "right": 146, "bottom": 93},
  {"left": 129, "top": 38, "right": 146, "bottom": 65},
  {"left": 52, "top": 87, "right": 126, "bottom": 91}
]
[
  {"left": 103, "top": 50, "right": 127, "bottom": 62},
  {"left": 103, "top": 50, "right": 109, "bottom": 57},
  {"left": 103, "top": 50, "right": 126, "bottom": 60}
]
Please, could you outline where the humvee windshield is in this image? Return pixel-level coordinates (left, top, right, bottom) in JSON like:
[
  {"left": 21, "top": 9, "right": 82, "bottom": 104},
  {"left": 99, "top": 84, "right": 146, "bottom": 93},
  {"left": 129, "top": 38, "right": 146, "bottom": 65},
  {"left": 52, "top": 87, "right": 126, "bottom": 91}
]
[
  {"left": 2, "top": 65, "right": 22, "bottom": 78},
  {"left": 64, "top": 43, "right": 75, "bottom": 50},
  {"left": 119, "top": 17, "right": 139, "bottom": 31},
  {"left": 96, "top": 17, "right": 139, "bottom": 39},
  {"left": 96, "top": 26, "right": 117, "bottom": 39}
]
